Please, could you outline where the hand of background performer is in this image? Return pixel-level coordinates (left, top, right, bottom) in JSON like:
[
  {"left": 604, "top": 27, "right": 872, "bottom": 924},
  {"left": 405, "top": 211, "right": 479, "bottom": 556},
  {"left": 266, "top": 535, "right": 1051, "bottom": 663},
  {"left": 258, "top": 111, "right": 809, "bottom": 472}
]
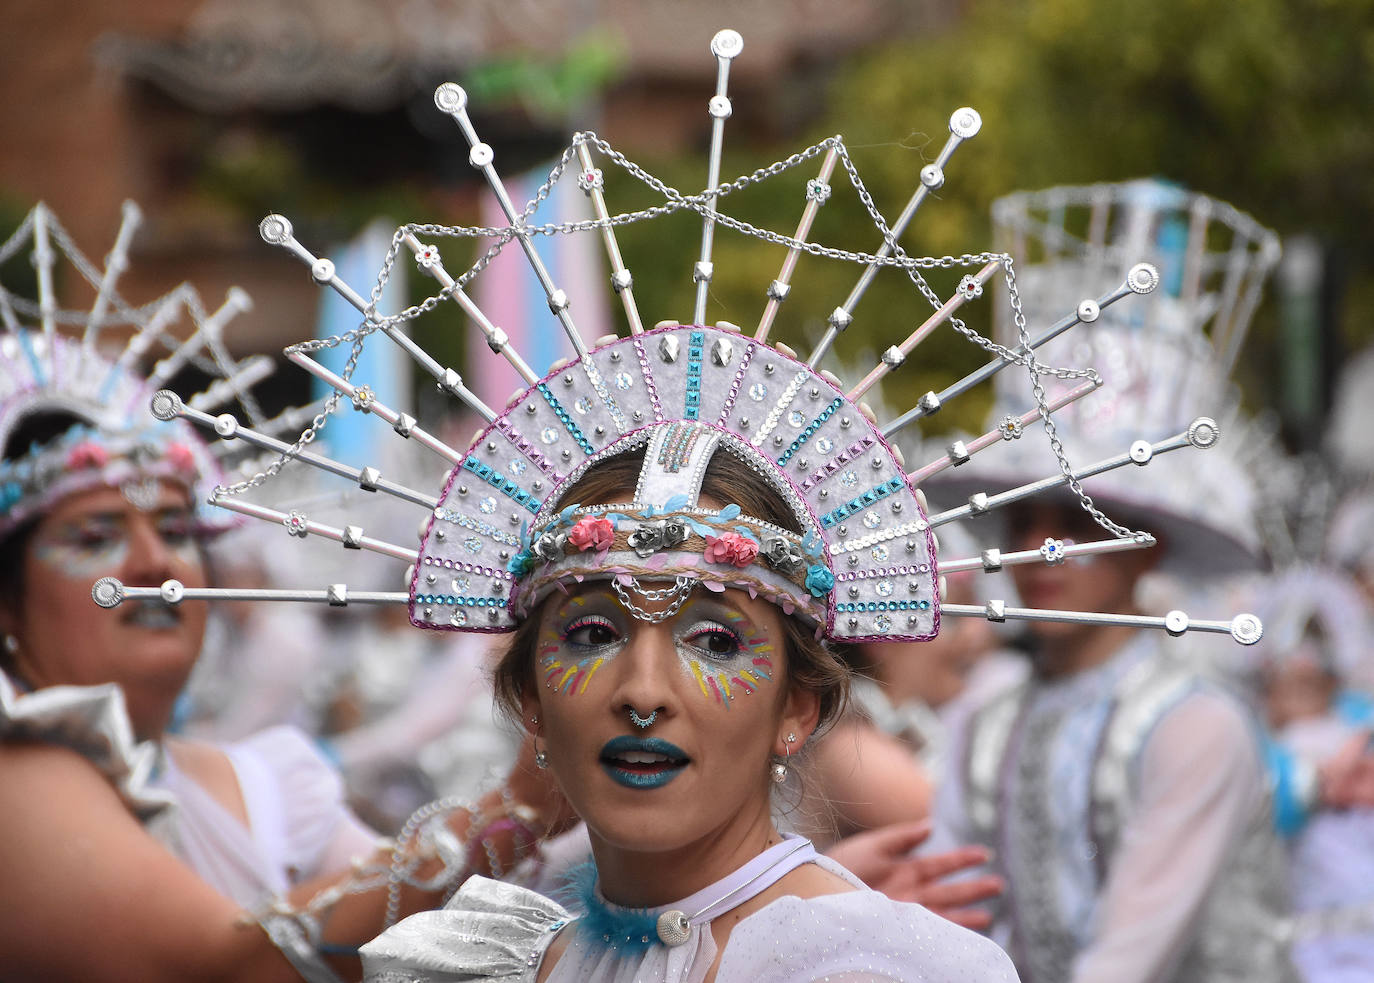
[{"left": 824, "top": 820, "right": 1004, "bottom": 930}]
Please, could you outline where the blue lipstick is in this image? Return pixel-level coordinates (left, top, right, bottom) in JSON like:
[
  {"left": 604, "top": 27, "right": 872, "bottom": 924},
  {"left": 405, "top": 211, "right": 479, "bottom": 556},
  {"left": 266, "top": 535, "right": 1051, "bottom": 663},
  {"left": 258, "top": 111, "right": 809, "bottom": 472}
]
[{"left": 599, "top": 736, "right": 690, "bottom": 790}]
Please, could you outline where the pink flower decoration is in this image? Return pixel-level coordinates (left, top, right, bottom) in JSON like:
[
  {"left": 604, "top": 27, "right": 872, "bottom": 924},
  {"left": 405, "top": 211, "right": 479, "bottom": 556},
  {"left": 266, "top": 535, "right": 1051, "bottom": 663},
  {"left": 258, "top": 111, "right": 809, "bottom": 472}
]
[
  {"left": 704, "top": 531, "right": 759, "bottom": 568},
  {"left": 164, "top": 443, "right": 196, "bottom": 471},
  {"left": 567, "top": 515, "right": 615, "bottom": 552},
  {"left": 65, "top": 441, "right": 109, "bottom": 470}
]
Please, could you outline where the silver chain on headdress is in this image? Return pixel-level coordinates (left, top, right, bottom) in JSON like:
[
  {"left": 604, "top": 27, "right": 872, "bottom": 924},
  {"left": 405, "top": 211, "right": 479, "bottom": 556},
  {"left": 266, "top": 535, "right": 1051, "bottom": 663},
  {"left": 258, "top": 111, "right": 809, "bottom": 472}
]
[{"left": 214, "top": 128, "right": 1133, "bottom": 542}]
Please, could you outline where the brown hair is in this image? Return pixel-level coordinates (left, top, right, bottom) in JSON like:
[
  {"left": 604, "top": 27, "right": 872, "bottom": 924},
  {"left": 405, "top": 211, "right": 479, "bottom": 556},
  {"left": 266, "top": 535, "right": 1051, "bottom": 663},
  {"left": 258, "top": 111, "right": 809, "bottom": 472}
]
[
  {"left": 0, "top": 412, "right": 88, "bottom": 605},
  {"left": 491, "top": 446, "right": 852, "bottom": 730}
]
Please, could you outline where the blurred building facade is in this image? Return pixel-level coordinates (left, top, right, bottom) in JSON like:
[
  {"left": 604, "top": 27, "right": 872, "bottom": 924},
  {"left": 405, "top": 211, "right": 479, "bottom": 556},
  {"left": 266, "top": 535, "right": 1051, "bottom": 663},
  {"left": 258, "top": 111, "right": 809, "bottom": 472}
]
[{"left": 0, "top": 0, "right": 950, "bottom": 361}]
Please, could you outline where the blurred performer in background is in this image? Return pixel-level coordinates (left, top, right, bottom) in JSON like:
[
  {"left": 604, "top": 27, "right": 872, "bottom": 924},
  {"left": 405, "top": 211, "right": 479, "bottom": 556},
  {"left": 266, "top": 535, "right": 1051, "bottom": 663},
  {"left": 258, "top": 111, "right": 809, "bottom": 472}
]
[
  {"left": 184, "top": 526, "right": 333, "bottom": 741},
  {"left": 1249, "top": 570, "right": 1374, "bottom": 983},
  {"left": 802, "top": 526, "right": 1008, "bottom": 844},
  {"left": 931, "top": 181, "right": 1297, "bottom": 982},
  {"left": 0, "top": 204, "right": 572, "bottom": 982}
]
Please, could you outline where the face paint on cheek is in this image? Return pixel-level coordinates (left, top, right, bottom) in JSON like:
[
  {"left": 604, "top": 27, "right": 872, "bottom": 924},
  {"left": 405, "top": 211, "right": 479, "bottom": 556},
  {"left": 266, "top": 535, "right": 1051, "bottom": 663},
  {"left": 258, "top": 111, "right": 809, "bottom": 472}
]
[
  {"left": 32, "top": 537, "right": 129, "bottom": 578},
  {"left": 681, "top": 608, "right": 775, "bottom": 710},
  {"left": 539, "top": 596, "right": 609, "bottom": 697},
  {"left": 163, "top": 534, "right": 203, "bottom": 570}
]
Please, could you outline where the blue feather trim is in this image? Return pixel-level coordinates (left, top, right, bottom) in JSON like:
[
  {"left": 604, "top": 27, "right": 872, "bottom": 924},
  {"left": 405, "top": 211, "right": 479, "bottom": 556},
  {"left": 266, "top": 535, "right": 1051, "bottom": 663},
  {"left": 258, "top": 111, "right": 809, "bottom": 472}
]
[{"left": 561, "top": 860, "right": 664, "bottom": 953}]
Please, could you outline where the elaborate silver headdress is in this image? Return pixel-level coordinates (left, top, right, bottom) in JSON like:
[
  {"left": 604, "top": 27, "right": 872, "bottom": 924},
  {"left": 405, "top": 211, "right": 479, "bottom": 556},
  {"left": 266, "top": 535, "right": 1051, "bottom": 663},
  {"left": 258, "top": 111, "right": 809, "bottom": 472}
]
[{"left": 95, "top": 30, "right": 1263, "bottom": 647}]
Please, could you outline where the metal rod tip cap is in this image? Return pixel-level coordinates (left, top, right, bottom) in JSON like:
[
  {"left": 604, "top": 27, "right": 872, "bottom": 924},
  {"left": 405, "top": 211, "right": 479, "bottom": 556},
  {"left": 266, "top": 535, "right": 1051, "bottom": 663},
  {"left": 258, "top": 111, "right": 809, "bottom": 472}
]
[
  {"left": 149, "top": 390, "right": 183, "bottom": 421},
  {"left": 259, "top": 214, "right": 292, "bottom": 244},
  {"left": 434, "top": 82, "right": 467, "bottom": 113},
  {"left": 711, "top": 30, "right": 743, "bottom": 59},
  {"left": 91, "top": 577, "right": 124, "bottom": 608}
]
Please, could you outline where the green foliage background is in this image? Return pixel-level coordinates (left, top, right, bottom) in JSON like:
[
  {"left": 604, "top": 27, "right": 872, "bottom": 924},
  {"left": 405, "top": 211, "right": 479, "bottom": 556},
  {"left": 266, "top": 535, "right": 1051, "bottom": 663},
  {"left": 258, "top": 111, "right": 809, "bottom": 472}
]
[
  {"left": 165, "top": 0, "right": 1372, "bottom": 448},
  {"left": 613, "top": 0, "right": 1374, "bottom": 442}
]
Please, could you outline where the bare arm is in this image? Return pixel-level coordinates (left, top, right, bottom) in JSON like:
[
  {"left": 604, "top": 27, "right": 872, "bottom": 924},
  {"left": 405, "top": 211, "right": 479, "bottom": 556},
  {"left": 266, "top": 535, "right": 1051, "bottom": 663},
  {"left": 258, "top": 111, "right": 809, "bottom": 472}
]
[
  {"left": 810, "top": 719, "right": 933, "bottom": 839},
  {"left": 0, "top": 733, "right": 573, "bottom": 983},
  {"left": 293, "top": 735, "right": 577, "bottom": 964},
  {"left": 0, "top": 742, "right": 299, "bottom": 983}
]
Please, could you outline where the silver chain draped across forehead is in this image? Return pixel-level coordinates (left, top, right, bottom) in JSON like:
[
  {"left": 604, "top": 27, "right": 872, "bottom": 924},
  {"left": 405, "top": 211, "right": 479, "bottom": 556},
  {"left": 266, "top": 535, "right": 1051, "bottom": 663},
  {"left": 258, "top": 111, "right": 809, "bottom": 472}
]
[{"left": 611, "top": 577, "right": 696, "bottom": 624}]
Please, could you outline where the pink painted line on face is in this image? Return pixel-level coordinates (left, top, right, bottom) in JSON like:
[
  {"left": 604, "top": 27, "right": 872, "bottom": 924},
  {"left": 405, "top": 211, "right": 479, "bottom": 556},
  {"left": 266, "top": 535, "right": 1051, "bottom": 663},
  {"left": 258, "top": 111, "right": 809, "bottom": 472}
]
[{"left": 707, "top": 675, "right": 725, "bottom": 707}]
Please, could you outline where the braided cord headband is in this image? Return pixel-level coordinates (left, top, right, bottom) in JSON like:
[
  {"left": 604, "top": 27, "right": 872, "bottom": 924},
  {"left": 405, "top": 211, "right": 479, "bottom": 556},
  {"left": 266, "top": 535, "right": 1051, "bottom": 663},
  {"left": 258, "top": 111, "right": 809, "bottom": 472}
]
[
  {"left": 510, "top": 501, "right": 835, "bottom": 622},
  {"left": 0, "top": 416, "right": 211, "bottom": 535}
]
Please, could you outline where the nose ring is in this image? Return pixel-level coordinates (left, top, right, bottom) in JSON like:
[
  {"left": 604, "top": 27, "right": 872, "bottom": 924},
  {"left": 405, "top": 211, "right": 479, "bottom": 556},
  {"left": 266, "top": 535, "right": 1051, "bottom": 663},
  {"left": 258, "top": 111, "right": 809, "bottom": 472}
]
[{"left": 629, "top": 708, "right": 658, "bottom": 729}]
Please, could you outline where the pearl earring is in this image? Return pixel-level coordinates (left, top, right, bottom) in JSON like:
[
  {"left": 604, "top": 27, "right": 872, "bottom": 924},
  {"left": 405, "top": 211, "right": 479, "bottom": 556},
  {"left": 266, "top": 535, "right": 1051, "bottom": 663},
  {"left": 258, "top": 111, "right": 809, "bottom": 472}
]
[{"left": 771, "top": 732, "right": 797, "bottom": 783}]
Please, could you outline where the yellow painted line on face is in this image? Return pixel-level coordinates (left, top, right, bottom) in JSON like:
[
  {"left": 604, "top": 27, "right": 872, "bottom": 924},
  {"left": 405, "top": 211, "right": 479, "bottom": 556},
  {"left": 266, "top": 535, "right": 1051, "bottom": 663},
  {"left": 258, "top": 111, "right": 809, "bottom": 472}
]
[
  {"left": 578, "top": 657, "right": 605, "bottom": 694},
  {"left": 689, "top": 660, "right": 710, "bottom": 699}
]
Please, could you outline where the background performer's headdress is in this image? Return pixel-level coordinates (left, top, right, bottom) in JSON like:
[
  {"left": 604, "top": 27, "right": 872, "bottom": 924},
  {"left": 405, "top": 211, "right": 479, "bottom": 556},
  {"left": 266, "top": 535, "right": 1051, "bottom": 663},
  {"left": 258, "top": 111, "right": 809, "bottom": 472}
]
[
  {"left": 921, "top": 179, "right": 1282, "bottom": 578},
  {"left": 0, "top": 201, "right": 281, "bottom": 537},
  {"left": 95, "top": 30, "right": 1265, "bottom": 647}
]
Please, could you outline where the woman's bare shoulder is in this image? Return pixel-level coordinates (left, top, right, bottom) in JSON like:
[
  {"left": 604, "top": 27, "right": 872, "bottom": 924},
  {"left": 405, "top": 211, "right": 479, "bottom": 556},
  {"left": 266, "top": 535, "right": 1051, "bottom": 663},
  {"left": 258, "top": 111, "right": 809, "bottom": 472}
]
[{"left": 0, "top": 738, "right": 118, "bottom": 799}]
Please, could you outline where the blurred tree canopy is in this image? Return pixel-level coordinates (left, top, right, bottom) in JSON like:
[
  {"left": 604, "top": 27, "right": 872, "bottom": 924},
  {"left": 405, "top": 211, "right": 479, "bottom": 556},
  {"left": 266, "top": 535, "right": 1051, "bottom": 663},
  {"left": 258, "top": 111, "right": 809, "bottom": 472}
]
[
  {"left": 171, "top": 2, "right": 1371, "bottom": 448},
  {"left": 616, "top": 0, "right": 1374, "bottom": 444},
  {"left": 824, "top": 0, "right": 1374, "bottom": 429}
]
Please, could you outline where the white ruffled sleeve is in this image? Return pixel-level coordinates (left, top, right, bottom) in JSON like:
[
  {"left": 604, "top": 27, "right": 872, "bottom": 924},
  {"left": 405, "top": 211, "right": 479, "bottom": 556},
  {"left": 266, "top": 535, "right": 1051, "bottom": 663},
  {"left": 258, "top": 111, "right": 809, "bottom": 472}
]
[
  {"left": 1070, "top": 691, "right": 1265, "bottom": 983},
  {"left": 226, "top": 725, "right": 378, "bottom": 882},
  {"left": 361, "top": 876, "right": 572, "bottom": 983}
]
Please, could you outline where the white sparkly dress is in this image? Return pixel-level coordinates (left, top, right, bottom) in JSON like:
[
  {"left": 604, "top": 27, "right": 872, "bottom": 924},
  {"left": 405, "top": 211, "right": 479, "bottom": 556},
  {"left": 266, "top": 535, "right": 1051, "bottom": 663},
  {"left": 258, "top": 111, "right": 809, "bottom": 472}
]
[{"left": 361, "top": 836, "right": 1020, "bottom": 983}]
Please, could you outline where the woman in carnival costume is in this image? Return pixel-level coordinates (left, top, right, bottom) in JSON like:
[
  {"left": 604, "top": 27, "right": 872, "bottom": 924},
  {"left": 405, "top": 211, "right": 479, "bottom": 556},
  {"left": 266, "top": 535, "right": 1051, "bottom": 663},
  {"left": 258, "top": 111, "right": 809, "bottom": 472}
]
[
  {"left": 98, "top": 28, "right": 1282, "bottom": 981},
  {"left": 0, "top": 203, "right": 571, "bottom": 983}
]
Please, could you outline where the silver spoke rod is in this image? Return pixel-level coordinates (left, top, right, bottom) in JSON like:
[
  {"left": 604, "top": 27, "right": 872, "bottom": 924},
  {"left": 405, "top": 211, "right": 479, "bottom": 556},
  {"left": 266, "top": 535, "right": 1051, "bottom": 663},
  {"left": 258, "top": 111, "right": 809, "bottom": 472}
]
[{"left": 92, "top": 577, "right": 409, "bottom": 609}]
